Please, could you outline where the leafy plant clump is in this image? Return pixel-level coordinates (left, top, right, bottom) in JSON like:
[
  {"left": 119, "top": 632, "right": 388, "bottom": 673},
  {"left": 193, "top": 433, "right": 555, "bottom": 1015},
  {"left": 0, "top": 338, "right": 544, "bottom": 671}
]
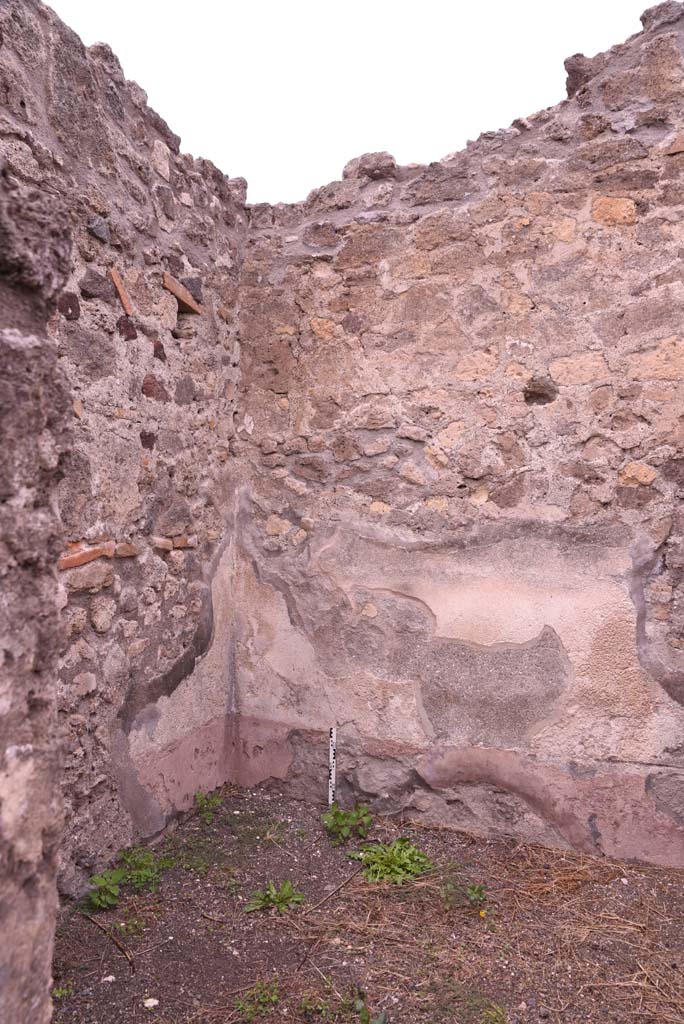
[
  {"left": 245, "top": 879, "right": 305, "bottom": 914},
  {"left": 438, "top": 863, "right": 489, "bottom": 913},
  {"left": 120, "top": 846, "right": 175, "bottom": 892},
  {"left": 321, "top": 801, "right": 372, "bottom": 845},
  {"left": 194, "top": 788, "right": 223, "bottom": 824},
  {"left": 348, "top": 988, "right": 388, "bottom": 1023},
  {"left": 114, "top": 916, "right": 146, "bottom": 937},
  {"left": 298, "top": 994, "right": 332, "bottom": 1019},
  {"left": 352, "top": 839, "right": 432, "bottom": 884},
  {"left": 52, "top": 982, "right": 74, "bottom": 1000},
  {"left": 466, "top": 883, "right": 487, "bottom": 908},
  {"left": 87, "top": 845, "right": 175, "bottom": 910},
  {"left": 235, "top": 981, "right": 280, "bottom": 1020},
  {"left": 87, "top": 868, "right": 127, "bottom": 910}
]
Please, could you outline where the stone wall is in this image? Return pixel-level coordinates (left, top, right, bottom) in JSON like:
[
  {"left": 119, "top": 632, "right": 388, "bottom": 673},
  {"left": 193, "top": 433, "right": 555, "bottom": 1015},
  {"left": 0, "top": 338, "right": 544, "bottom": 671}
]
[
  {"left": 208, "top": 0, "right": 684, "bottom": 866},
  {"left": 4, "top": 1, "right": 684, "bottom": 944},
  {"left": 0, "top": 167, "right": 70, "bottom": 1017},
  {"left": 0, "top": 0, "right": 248, "bottom": 893}
]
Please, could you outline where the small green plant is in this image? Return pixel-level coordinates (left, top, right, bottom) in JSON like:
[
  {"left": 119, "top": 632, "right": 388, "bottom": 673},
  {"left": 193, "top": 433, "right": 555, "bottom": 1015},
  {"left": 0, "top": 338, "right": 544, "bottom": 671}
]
[
  {"left": 438, "top": 865, "right": 489, "bottom": 914},
  {"left": 321, "top": 801, "right": 372, "bottom": 845},
  {"left": 439, "top": 866, "right": 462, "bottom": 910},
  {"left": 181, "top": 852, "right": 210, "bottom": 877},
  {"left": 348, "top": 989, "right": 387, "bottom": 1024},
  {"left": 87, "top": 845, "right": 174, "bottom": 910},
  {"left": 87, "top": 868, "right": 127, "bottom": 910},
  {"left": 165, "top": 827, "right": 229, "bottom": 878},
  {"left": 298, "top": 994, "right": 332, "bottom": 1019},
  {"left": 114, "top": 916, "right": 146, "bottom": 937},
  {"left": 120, "top": 846, "right": 175, "bottom": 892},
  {"left": 52, "top": 983, "right": 73, "bottom": 1000},
  {"left": 351, "top": 839, "right": 432, "bottom": 884},
  {"left": 195, "top": 789, "right": 223, "bottom": 824},
  {"left": 235, "top": 981, "right": 279, "bottom": 1020},
  {"left": 245, "top": 879, "right": 305, "bottom": 914},
  {"left": 466, "top": 883, "right": 487, "bottom": 908},
  {"left": 218, "top": 873, "right": 239, "bottom": 895}
]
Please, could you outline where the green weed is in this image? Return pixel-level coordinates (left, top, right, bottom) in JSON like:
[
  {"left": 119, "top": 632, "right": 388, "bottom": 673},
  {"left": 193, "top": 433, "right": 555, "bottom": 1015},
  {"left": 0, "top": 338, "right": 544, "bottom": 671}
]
[
  {"left": 348, "top": 988, "right": 387, "bottom": 1023},
  {"left": 244, "top": 879, "right": 305, "bottom": 914},
  {"left": 298, "top": 994, "right": 332, "bottom": 1019},
  {"left": 466, "top": 883, "right": 487, "bottom": 908},
  {"left": 235, "top": 981, "right": 279, "bottom": 1019},
  {"left": 51, "top": 983, "right": 73, "bottom": 1000},
  {"left": 87, "top": 845, "right": 174, "bottom": 910},
  {"left": 87, "top": 868, "right": 127, "bottom": 910},
  {"left": 321, "top": 801, "right": 372, "bottom": 845},
  {"left": 438, "top": 864, "right": 489, "bottom": 913},
  {"left": 194, "top": 789, "right": 223, "bottom": 824},
  {"left": 120, "top": 846, "right": 175, "bottom": 892},
  {"left": 163, "top": 826, "right": 229, "bottom": 878},
  {"left": 351, "top": 839, "right": 432, "bottom": 884},
  {"left": 114, "top": 916, "right": 146, "bottom": 937}
]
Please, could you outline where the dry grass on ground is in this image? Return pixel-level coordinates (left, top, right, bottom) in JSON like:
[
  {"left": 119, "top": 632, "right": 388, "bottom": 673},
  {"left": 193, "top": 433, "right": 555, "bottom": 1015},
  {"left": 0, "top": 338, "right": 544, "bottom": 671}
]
[{"left": 53, "top": 784, "right": 684, "bottom": 1024}]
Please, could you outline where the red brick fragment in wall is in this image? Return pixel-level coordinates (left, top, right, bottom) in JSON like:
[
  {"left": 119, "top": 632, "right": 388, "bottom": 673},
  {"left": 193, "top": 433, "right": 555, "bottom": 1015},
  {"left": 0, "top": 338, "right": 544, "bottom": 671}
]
[
  {"left": 151, "top": 536, "right": 173, "bottom": 550},
  {"left": 162, "top": 271, "right": 202, "bottom": 314},
  {"left": 114, "top": 543, "right": 138, "bottom": 558},
  {"left": 57, "top": 541, "right": 115, "bottom": 570},
  {"left": 173, "top": 534, "right": 198, "bottom": 549},
  {"left": 110, "top": 268, "right": 134, "bottom": 316}
]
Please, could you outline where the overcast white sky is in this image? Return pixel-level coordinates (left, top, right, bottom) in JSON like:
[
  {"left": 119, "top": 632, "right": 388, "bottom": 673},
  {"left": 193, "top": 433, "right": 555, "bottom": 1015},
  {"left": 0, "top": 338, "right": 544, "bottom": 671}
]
[{"left": 48, "top": 0, "right": 648, "bottom": 204}]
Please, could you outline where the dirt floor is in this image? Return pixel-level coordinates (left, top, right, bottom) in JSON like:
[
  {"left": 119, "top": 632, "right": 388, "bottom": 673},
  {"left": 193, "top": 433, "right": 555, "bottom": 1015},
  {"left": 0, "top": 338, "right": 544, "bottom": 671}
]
[{"left": 52, "top": 783, "right": 684, "bottom": 1024}]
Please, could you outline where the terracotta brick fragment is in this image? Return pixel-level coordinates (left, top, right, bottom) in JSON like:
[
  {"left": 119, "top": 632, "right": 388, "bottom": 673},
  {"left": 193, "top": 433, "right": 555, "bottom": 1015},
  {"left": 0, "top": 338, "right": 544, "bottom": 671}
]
[
  {"left": 114, "top": 542, "right": 139, "bottom": 558},
  {"left": 172, "top": 534, "right": 198, "bottom": 549},
  {"left": 151, "top": 535, "right": 174, "bottom": 550},
  {"left": 162, "top": 271, "right": 202, "bottom": 314},
  {"left": 57, "top": 541, "right": 115, "bottom": 570},
  {"left": 110, "top": 268, "right": 133, "bottom": 315}
]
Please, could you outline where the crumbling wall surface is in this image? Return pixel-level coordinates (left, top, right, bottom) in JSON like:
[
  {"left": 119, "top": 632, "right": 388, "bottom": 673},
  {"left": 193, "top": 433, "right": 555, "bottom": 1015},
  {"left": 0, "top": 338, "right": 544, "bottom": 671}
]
[
  {"left": 226, "top": 0, "right": 684, "bottom": 865},
  {"left": 0, "top": 0, "right": 249, "bottom": 892},
  {"left": 5, "top": 0, "right": 684, "bottom": 906},
  {"left": 0, "top": 172, "right": 70, "bottom": 1021}
]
